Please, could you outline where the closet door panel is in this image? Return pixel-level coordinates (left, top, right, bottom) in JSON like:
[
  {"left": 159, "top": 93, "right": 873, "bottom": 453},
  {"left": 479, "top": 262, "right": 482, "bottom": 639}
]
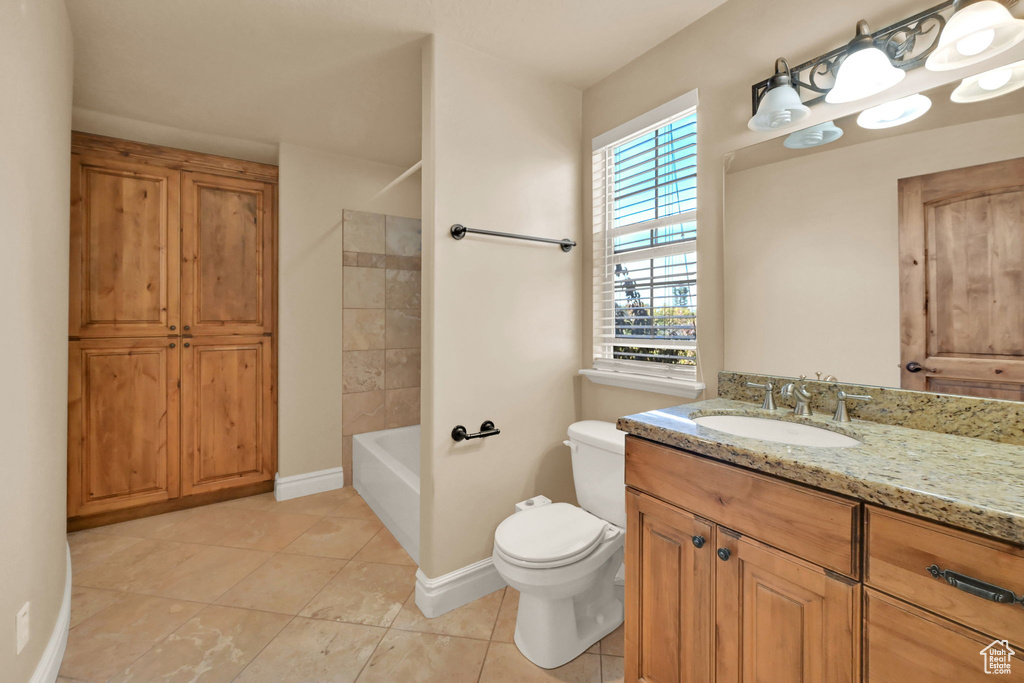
[
  {"left": 68, "top": 338, "right": 180, "bottom": 517},
  {"left": 69, "top": 154, "right": 180, "bottom": 337},
  {"left": 180, "top": 336, "right": 275, "bottom": 495},
  {"left": 181, "top": 172, "right": 274, "bottom": 335}
]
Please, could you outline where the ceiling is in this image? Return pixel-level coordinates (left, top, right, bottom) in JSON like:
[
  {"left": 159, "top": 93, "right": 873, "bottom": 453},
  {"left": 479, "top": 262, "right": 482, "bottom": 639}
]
[{"left": 66, "top": 0, "right": 725, "bottom": 167}]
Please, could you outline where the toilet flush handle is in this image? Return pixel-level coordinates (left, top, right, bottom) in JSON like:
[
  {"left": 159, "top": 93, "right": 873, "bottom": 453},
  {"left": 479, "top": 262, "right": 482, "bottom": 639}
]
[{"left": 563, "top": 440, "right": 577, "bottom": 454}]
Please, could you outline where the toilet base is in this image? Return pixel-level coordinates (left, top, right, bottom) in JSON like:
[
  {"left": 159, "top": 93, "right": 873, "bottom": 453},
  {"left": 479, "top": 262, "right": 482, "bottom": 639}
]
[{"left": 511, "top": 547, "right": 624, "bottom": 669}]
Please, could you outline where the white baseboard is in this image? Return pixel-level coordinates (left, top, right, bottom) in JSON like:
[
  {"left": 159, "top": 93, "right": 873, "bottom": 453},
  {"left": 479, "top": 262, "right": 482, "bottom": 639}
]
[
  {"left": 274, "top": 467, "right": 345, "bottom": 501},
  {"left": 31, "top": 542, "right": 71, "bottom": 683},
  {"left": 415, "top": 558, "right": 507, "bottom": 618}
]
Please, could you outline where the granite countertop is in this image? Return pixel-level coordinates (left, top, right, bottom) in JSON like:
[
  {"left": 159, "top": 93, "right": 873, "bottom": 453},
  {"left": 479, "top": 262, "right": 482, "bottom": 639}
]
[{"left": 618, "top": 398, "right": 1024, "bottom": 546}]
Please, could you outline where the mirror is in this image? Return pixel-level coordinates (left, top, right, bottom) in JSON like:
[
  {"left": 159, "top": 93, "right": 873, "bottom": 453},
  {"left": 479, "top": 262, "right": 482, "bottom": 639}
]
[{"left": 724, "top": 64, "right": 1024, "bottom": 400}]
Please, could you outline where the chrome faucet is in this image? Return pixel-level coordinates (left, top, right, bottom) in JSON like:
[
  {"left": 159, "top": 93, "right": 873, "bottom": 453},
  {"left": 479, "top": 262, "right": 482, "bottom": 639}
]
[
  {"left": 780, "top": 377, "right": 813, "bottom": 416},
  {"left": 745, "top": 381, "right": 776, "bottom": 411},
  {"left": 832, "top": 389, "right": 872, "bottom": 422}
]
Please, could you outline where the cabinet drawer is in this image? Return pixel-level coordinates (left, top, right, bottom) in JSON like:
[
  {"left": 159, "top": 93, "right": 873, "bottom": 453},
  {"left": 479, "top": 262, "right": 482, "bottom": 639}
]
[
  {"left": 625, "top": 437, "right": 859, "bottom": 576},
  {"left": 865, "top": 506, "right": 1024, "bottom": 648},
  {"left": 864, "top": 589, "right": 1024, "bottom": 681}
]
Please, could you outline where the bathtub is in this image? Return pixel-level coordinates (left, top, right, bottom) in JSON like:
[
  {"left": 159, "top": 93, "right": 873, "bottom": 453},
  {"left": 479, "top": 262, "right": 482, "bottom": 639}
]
[{"left": 353, "top": 425, "right": 420, "bottom": 564}]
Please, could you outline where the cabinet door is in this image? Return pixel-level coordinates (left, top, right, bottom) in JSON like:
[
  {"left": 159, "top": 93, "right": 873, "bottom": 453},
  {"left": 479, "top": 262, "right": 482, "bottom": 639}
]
[
  {"left": 69, "top": 153, "right": 180, "bottom": 337},
  {"left": 626, "top": 490, "right": 714, "bottom": 683},
  {"left": 864, "top": 588, "right": 1024, "bottom": 681},
  {"left": 68, "top": 338, "right": 180, "bottom": 517},
  {"left": 715, "top": 530, "right": 860, "bottom": 683},
  {"left": 181, "top": 172, "right": 274, "bottom": 335},
  {"left": 180, "top": 336, "right": 275, "bottom": 495}
]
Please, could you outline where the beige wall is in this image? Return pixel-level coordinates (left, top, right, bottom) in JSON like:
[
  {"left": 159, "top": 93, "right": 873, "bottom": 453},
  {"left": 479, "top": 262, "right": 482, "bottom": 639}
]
[
  {"left": 725, "top": 113, "right": 1024, "bottom": 386},
  {"left": 579, "top": 0, "right": 1009, "bottom": 420},
  {"left": 420, "top": 37, "right": 583, "bottom": 577},
  {"left": 0, "top": 0, "right": 73, "bottom": 679},
  {"left": 278, "top": 143, "right": 421, "bottom": 478}
]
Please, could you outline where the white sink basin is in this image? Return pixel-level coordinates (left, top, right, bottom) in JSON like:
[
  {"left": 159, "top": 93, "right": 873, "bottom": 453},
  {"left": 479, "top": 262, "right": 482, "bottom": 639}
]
[{"left": 693, "top": 415, "right": 860, "bottom": 448}]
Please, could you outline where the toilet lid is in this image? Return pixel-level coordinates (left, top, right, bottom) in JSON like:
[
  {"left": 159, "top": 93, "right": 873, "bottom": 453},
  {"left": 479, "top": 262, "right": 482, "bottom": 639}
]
[{"left": 494, "top": 503, "right": 609, "bottom": 565}]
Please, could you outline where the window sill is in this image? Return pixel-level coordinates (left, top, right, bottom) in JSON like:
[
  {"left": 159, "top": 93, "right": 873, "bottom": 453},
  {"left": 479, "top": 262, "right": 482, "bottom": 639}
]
[{"left": 579, "top": 368, "right": 705, "bottom": 399}]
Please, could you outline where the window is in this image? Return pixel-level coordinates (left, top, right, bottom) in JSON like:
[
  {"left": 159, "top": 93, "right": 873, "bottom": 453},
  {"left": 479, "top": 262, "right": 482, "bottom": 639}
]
[{"left": 586, "top": 92, "right": 703, "bottom": 397}]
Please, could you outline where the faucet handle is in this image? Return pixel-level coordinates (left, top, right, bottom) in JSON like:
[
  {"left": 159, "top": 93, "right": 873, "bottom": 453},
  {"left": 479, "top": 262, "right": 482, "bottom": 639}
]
[
  {"left": 833, "top": 389, "right": 872, "bottom": 422},
  {"left": 745, "top": 381, "right": 776, "bottom": 411}
]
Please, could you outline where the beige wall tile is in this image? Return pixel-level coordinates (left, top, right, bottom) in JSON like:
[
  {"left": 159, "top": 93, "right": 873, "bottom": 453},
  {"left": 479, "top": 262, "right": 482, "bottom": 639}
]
[
  {"left": 343, "top": 350, "right": 386, "bottom": 393},
  {"left": 385, "top": 309, "right": 421, "bottom": 349},
  {"left": 301, "top": 561, "right": 415, "bottom": 627},
  {"left": 385, "top": 349, "right": 420, "bottom": 389},
  {"left": 59, "top": 593, "right": 204, "bottom": 681},
  {"left": 116, "top": 605, "right": 289, "bottom": 682},
  {"left": 342, "top": 309, "right": 386, "bottom": 351},
  {"left": 385, "top": 387, "right": 420, "bottom": 428},
  {"left": 283, "top": 517, "right": 382, "bottom": 560},
  {"left": 357, "top": 253, "right": 387, "bottom": 268},
  {"left": 357, "top": 629, "right": 488, "bottom": 682},
  {"left": 237, "top": 618, "right": 385, "bottom": 683},
  {"left": 342, "top": 390, "right": 386, "bottom": 435},
  {"left": 216, "top": 554, "right": 346, "bottom": 614},
  {"left": 385, "top": 269, "right": 421, "bottom": 309},
  {"left": 386, "top": 255, "right": 421, "bottom": 271},
  {"left": 344, "top": 209, "right": 386, "bottom": 253},
  {"left": 343, "top": 267, "right": 386, "bottom": 309},
  {"left": 343, "top": 251, "right": 359, "bottom": 266},
  {"left": 385, "top": 215, "right": 422, "bottom": 256}
]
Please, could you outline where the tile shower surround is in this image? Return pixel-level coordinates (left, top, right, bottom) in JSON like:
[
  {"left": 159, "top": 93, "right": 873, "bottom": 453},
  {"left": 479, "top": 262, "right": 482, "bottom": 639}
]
[{"left": 341, "top": 210, "right": 422, "bottom": 484}]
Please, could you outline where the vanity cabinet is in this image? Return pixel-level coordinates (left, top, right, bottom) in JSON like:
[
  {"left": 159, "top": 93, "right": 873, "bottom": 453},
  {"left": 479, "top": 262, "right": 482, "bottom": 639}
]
[{"left": 626, "top": 435, "right": 1024, "bottom": 682}]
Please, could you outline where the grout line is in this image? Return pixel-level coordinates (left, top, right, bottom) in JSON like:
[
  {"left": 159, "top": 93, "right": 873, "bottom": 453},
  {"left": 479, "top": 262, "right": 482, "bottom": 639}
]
[
  {"left": 229, "top": 613, "right": 297, "bottom": 682},
  {"left": 477, "top": 639, "right": 493, "bottom": 683}
]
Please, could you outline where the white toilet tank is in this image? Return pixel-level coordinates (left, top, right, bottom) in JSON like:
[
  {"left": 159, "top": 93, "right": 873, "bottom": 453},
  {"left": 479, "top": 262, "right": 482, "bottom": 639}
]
[{"left": 567, "top": 420, "right": 627, "bottom": 529}]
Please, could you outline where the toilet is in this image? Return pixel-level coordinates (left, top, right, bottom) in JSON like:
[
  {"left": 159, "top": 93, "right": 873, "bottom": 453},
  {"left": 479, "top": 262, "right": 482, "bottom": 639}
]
[{"left": 491, "top": 420, "right": 626, "bottom": 669}]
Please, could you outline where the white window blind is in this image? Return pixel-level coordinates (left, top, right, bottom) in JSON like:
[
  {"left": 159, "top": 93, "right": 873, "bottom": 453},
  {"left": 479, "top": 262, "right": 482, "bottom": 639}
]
[{"left": 592, "top": 100, "right": 699, "bottom": 383}]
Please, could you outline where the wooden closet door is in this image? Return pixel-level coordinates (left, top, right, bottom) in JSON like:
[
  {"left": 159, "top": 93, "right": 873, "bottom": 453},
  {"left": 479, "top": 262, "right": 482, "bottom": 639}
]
[
  {"left": 180, "top": 336, "right": 275, "bottom": 495},
  {"left": 181, "top": 172, "right": 274, "bottom": 335},
  {"left": 69, "top": 153, "right": 180, "bottom": 337},
  {"left": 68, "top": 338, "right": 180, "bottom": 517},
  {"left": 626, "top": 490, "right": 714, "bottom": 683},
  {"left": 715, "top": 530, "right": 860, "bottom": 683}
]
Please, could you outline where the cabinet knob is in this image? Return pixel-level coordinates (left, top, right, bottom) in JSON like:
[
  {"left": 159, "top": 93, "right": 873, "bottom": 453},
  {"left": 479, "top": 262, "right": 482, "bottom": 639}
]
[
  {"left": 169, "top": 325, "right": 176, "bottom": 330},
  {"left": 184, "top": 325, "right": 190, "bottom": 331},
  {"left": 691, "top": 535, "right": 706, "bottom": 549},
  {"left": 184, "top": 343, "right": 190, "bottom": 348},
  {"left": 717, "top": 547, "right": 731, "bottom": 561},
  {"left": 169, "top": 343, "right": 176, "bottom": 348}
]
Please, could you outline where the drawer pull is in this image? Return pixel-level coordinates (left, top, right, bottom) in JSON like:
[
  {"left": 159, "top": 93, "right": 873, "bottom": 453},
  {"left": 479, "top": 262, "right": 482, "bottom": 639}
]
[
  {"left": 927, "top": 564, "right": 1024, "bottom": 607},
  {"left": 692, "top": 535, "right": 705, "bottom": 549}
]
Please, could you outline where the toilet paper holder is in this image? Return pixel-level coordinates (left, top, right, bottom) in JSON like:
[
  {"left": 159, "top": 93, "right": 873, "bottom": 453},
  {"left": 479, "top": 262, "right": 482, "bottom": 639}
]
[{"left": 451, "top": 421, "right": 501, "bottom": 442}]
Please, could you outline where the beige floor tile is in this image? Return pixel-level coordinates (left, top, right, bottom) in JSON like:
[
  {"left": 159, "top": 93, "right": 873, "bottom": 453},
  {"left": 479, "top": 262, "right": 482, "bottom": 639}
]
[
  {"left": 236, "top": 617, "right": 385, "bottom": 683},
  {"left": 353, "top": 527, "right": 416, "bottom": 566},
  {"left": 68, "top": 531, "right": 143, "bottom": 576},
  {"left": 72, "top": 538, "right": 206, "bottom": 592},
  {"left": 490, "top": 587, "right": 519, "bottom": 642},
  {"left": 216, "top": 554, "right": 346, "bottom": 614},
  {"left": 58, "top": 593, "right": 204, "bottom": 681},
  {"left": 69, "top": 586, "right": 121, "bottom": 629},
  {"left": 356, "top": 629, "right": 488, "bottom": 683},
  {"left": 215, "top": 492, "right": 280, "bottom": 512},
  {"left": 327, "top": 494, "right": 378, "bottom": 521},
  {"left": 284, "top": 517, "right": 381, "bottom": 559},
  {"left": 600, "top": 622, "right": 624, "bottom": 656},
  {"left": 269, "top": 487, "right": 358, "bottom": 517},
  {"left": 392, "top": 589, "right": 503, "bottom": 640},
  {"left": 113, "top": 605, "right": 289, "bottom": 683},
  {"left": 145, "top": 505, "right": 256, "bottom": 546},
  {"left": 134, "top": 545, "right": 274, "bottom": 603},
  {"left": 88, "top": 507, "right": 199, "bottom": 540},
  {"left": 601, "top": 655, "right": 625, "bottom": 683},
  {"left": 218, "top": 510, "right": 322, "bottom": 552},
  {"left": 479, "top": 642, "right": 601, "bottom": 682},
  {"left": 301, "top": 561, "right": 415, "bottom": 627}
]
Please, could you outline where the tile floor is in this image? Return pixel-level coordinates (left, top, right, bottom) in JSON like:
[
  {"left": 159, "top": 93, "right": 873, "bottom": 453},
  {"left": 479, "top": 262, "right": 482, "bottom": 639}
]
[{"left": 60, "top": 487, "right": 625, "bottom": 682}]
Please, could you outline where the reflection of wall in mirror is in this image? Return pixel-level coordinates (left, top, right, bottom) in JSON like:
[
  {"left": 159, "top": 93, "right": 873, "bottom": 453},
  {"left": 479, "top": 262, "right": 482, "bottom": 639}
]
[{"left": 723, "top": 112, "right": 1024, "bottom": 388}]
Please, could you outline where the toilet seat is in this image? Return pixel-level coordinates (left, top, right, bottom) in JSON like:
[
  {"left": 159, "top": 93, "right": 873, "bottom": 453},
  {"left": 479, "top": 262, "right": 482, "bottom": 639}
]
[{"left": 494, "top": 503, "right": 611, "bottom": 569}]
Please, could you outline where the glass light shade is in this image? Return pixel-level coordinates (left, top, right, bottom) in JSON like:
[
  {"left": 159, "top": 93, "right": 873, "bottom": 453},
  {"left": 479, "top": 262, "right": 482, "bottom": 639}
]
[
  {"left": 951, "top": 59, "right": 1024, "bottom": 101},
  {"left": 826, "top": 47, "right": 906, "bottom": 103},
  {"left": 926, "top": 1, "right": 1024, "bottom": 71},
  {"left": 857, "top": 94, "right": 933, "bottom": 129},
  {"left": 748, "top": 82, "right": 811, "bottom": 131},
  {"left": 784, "top": 121, "right": 844, "bottom": 149}
]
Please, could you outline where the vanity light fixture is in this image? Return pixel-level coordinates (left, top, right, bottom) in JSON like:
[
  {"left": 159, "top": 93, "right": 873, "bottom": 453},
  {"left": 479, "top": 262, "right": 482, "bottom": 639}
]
[
  {"left": 826, "top": 21, "right": 906, "bottom": 104},
  {"left": 783, "top": 121, "right": 844, "bottom": 149},
  {"left": 748, "top": 59, "right": 812, "bottom": 131},
  {"left": 925, "top": 0, "right": 1024, "bottom": 71},
  {"left": 857, "top": 93, "right": 933, "bottom": 129},
  {"left": 951, "top": 58, "right": 1024, "bottom": 100}
]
